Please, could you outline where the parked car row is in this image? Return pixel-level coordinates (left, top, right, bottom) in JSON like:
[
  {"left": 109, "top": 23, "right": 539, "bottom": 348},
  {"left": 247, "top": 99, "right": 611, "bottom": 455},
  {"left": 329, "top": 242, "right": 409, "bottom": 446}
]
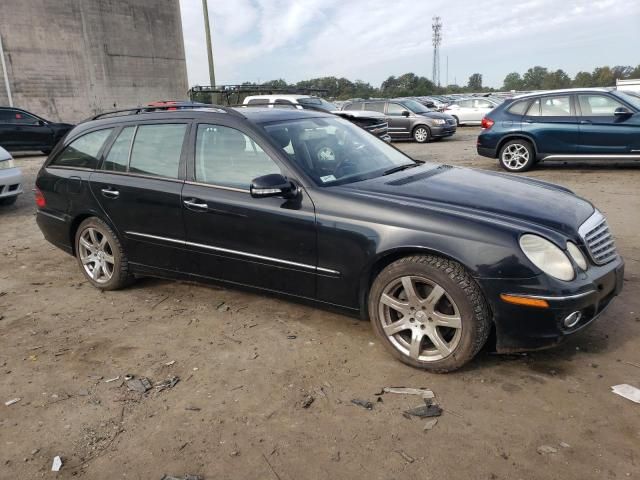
[
  {"left": 0, "top": 107, "right": 73, "bottom": 154},
  {"left": 0, "top": 146, "right": 22, "bottom": 205}
]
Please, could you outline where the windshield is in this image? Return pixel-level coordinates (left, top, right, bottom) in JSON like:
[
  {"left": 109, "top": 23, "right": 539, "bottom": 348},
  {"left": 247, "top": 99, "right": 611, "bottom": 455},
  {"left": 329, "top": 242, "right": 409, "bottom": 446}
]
[
  {"left": 399, "top": 99, "right": 431, "bottom": 113},
  {"left": 297, "top": 97, "right": 338, "bottom": 111},
  {"left": 262, "top": 116, "right": 416, "bottom": 186},
  {"left": 613, "top": 90, "right": 640, "bottom": 110}
]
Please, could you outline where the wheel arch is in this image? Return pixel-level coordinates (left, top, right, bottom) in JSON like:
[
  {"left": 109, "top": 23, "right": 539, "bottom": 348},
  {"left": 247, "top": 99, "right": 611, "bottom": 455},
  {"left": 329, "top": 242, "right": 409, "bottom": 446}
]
[
  {"left": 358, "top": 246, "right": 475, "bottom": 319},
  {"left": 496, "top": 134, "right": 538, "bottom": 159},
  {"left": 68, "top": 211, "right": 119, "bottom": 256}
]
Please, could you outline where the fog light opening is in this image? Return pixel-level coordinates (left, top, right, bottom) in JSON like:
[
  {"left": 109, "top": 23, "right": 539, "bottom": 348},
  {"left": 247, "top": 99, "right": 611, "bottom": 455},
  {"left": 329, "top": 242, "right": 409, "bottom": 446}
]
[{"left": 564, "top": 311, "right": 582, "bottom": 328}]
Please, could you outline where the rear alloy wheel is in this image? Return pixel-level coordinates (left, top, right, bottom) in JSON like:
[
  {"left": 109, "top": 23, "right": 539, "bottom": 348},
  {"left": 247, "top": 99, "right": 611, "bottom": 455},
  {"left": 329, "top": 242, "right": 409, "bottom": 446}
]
[
  {"left": 369, "top": 255, "right": 491, "bottom": 372},
  {"left": 413, "top": 126, "right": 430, "bottom": 143},
  {"left": 499, "top": 140, "right": 535, "bottom": 172},
  {"left": 75, "top": 217, "right": 131, "bottom": 290}
]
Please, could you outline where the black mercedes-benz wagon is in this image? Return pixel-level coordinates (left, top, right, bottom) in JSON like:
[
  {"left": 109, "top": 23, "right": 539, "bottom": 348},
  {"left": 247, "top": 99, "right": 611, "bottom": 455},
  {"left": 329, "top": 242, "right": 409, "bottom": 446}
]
[{"left": 35, "top": 106, "right": 624, "bottom": 372}]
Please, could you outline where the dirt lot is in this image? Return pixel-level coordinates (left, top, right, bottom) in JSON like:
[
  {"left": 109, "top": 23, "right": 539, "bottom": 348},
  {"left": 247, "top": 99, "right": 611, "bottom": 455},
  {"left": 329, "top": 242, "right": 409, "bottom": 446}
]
[{"left": 1, "top": 127, "right": 639, "bottom": 479}]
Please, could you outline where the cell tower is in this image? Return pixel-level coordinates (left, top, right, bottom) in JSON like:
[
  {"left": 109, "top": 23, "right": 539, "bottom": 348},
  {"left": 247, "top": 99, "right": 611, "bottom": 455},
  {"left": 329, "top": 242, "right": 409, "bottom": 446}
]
[{"left": 432, "top": 16, "right": 442, "bottom": 87}]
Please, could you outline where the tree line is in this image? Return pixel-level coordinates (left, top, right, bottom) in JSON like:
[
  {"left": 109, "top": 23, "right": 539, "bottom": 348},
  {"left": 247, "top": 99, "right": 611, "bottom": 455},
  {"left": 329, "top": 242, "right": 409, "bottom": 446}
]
[{"left": 226, "top": 64, "right": 640, "bottom": 101}]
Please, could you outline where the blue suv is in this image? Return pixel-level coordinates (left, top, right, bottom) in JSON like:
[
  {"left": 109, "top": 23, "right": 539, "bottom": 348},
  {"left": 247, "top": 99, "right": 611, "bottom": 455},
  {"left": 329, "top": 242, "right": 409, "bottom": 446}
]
[{"left": 477, "top": 88, "right": 640, "bottom": 172}]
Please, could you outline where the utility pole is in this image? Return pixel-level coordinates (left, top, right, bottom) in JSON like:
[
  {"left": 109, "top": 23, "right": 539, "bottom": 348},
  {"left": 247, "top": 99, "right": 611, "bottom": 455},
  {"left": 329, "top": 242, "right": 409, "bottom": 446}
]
[
  {"left": 202, "top": 0, "right": 216, "bottom": 104},
  {"left": 0, "top": 33, "right": 13, "bottom": 107}
]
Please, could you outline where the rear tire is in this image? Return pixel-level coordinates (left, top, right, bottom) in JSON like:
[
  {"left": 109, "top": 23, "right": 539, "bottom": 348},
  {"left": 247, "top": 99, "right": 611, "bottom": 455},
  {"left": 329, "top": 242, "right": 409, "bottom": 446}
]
[
  {"left": 412, "top": 126, "right": 431, "bottom": 143},
  {"left": 368, "top": 255, "right": 491, "bottom": 373},
  {"left": 74, "top": 217, "right": 132, "bottom": 290},
  {"left": 498, "top": 139, "right": 535, "bottom": 172}
]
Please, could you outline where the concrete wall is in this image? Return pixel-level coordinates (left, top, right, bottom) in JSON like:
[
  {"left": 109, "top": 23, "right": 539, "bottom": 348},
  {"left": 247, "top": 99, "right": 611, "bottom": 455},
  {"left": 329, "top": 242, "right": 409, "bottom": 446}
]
[{"left": 0, "top": 0, "right": 188, "bottom": 122}]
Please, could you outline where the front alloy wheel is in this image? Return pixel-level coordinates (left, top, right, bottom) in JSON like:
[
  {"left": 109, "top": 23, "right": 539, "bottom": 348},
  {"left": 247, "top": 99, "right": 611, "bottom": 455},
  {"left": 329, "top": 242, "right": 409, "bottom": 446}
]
[
  {"left": 369, "top": 255, "right": 491, "bottom": 372},
  {"left": 379, "top": 276, "right": 462, "bottom": 361},
  {"left": 413, "top": 126, "right": 430, "bottom": 143}
]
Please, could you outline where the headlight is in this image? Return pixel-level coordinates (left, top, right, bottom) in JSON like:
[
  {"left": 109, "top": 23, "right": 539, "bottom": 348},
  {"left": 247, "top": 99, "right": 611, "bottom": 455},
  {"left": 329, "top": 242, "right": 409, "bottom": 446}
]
[
  {"left": 0, "top": 159, "right": 15, "bottom": 170},
  {"left": 519, "top": 234, "right": 575, "bottom": 281},
  {"left": 432, "top": 119, "right": 446, "bottom": 125},
  {"left": 566, "top": 241, "right": 587, "bottom": 270}
]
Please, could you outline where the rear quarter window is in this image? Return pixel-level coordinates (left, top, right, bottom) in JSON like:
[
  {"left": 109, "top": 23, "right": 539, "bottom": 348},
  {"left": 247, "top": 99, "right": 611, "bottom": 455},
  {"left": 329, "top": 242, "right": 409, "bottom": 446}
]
[
  {"left": 50, "top": 129, "right": 113, "bottom": 169},
  {"left": 507, "top": 100, "right": 529, "bottom": 115}
]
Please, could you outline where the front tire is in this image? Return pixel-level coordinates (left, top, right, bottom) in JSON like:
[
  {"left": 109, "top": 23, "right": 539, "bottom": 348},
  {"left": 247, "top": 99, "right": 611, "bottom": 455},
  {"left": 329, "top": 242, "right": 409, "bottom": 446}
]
[
  {"left": 498, "top": 139, "right": 535, "bottom": 172},
  {"left": 75, "top": 217, "right": 131, "bottom": 290},
  {"left": 368, "top": 255, "right": 491, "bottom": 372},
  {"left": 412, "top": 126, "right": 431, "bottom": 143}
]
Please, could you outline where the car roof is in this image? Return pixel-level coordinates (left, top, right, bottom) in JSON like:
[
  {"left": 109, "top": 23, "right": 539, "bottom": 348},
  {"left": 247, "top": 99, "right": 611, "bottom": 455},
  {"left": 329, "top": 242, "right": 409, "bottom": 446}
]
[
  {"left": 71, "top": 107, "right": 332, "bottom": 137},
  {"left": 243, "top": 94, "right": 311, "bottom": 102},
  {"left": 514, "top": 87, "right": 613, "bottom": 99}
]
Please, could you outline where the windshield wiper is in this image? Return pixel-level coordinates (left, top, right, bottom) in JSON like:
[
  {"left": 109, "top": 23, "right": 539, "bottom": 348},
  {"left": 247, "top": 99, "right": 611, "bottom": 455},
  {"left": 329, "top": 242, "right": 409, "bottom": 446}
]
[{"left": 382, "top": 163, "right": 419, "bottom": 176}]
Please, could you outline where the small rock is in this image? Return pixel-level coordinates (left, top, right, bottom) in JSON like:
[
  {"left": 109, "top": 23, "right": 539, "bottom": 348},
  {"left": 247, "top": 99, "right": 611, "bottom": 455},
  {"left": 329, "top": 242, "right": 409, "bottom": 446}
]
[
  {"left": 31, "top": 449, "right": 40, "bottom": 456},
  {"left": 77, "top": 389, "right": 89, "bottom": 397},
  {"left": 51, "top": 455, "right": 63, "bottom": 471},
  {"left": 537, "top": 445, "right": 558, "bottom": 455},
  {"left": 559, "top": 442, "right": 571, "bottom": 448},
  {"left": 351, "top": 399, "right": 373, "bottom": 410},
  {"left": 423, "top": 418, "right": 438, "bottom": 431},
  {"left": 331, "top": 451, "right": 341, "bottom": 462},
  {"left": 301, "top": 395, "right": 315, "bottom": 409},
  {"left": 126, "top": 377, "right": 152, "bottom": 393}
]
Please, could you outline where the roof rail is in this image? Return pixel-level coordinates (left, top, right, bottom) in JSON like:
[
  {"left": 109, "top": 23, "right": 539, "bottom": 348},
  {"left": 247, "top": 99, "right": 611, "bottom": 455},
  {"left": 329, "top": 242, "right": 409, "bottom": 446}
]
[{"left": 89, "top": 103, "right": 244, "bottom": 121}]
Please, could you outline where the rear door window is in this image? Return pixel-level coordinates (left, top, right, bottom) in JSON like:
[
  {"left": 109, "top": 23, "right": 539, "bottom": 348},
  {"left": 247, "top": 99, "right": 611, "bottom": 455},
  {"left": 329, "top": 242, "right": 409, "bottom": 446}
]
[
  {"left": 128, "top": 124, "right": 187, "bottom": 179},
  {"left": 346, "top": 101, "right": 364, "bottom": 110},
  {"left": 507, "top": 100, "right": 529, "bottom": 115},
  {"left": 364, "top": 102, "right": 384, "bottom": 113},
  {"left": 50, "top": 129, "right": 113, "bottom": 169},
  {"left": 540, "top": 96, "right": 571, "bottom": 116},
  {"left": 102, "top": 126, "right": 135, "bottom": 172}
]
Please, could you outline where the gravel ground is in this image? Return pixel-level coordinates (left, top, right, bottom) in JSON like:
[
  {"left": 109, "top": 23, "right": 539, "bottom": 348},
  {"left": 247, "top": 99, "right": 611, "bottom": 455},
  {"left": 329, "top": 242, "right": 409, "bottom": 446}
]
[{"left": 1, "top": 127, "right": 639, "bottom": 479}]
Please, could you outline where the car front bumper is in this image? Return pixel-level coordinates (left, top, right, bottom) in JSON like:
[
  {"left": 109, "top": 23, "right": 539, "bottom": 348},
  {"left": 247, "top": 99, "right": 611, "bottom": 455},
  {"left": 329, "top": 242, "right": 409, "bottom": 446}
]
[
  {"left": 0, "top": 167, "right": 23, "bottom": 199},
  {"left": 431, "top": 124, "right": 457, "bottom": 138},
  {"left": 478, "top": 255, "right": 624, "bottom": 352}
]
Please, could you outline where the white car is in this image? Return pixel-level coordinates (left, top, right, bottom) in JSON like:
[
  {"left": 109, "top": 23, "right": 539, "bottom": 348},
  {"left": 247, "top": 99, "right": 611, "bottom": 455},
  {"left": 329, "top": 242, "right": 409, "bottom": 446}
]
[
  {"left": 0, "top": 146, "right": 22, "bottom": 206},
  {"left": 444, "top": 97, "right": 500, "bottom": 126},
  {"left": 242, "top": 94, "right": 338, "bottom": 111}
]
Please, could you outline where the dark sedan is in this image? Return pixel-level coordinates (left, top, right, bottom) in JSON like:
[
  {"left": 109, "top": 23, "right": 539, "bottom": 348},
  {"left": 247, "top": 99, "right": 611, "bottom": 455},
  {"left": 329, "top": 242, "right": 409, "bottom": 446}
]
[
  {"left": 34, "top": 106, "right": 623, "bottom": 372},
  {"left": 0, "top": 107, "right": 73, "bottom": 154}
]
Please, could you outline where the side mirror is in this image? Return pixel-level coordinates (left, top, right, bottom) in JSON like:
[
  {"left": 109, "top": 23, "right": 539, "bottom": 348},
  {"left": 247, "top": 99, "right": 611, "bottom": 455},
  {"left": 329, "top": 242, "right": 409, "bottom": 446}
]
[
  {"left": 614, "top": 107, "right": 632, "bottom": 116},
  {"left": 401, "top": 110, "right": 410, "bottom": 117},
  {"left": 250, "top": 173, "right": 297, "bottom": 199},
  {"left": 37, "top": 120, "right": 47, "bottom": 126}
]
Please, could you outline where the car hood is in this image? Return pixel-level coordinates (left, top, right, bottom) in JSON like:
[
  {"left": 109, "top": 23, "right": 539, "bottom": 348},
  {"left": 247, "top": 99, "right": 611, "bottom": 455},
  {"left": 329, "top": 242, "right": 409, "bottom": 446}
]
[
  {"left": 416, "top": 111, "right": 452, "bottom": 120},
  {"left": 339, "top": 164, "right": 594, "bottom": 236}
]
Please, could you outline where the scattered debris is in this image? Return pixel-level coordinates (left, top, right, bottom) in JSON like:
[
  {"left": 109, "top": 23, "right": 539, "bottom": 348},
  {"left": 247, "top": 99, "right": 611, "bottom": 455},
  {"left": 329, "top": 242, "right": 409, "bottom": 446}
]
[
  {"left": 537, "top": 445, "right": 558, "bottom": 455},
  {"left": 287, "top": 335, "right": 297, "bottom": 340},
  {"left": 396, "top": 450, "right": 415, "bottom": 463},
  {"left": 77, "top": 389, "right": 90, "bottom": 397},
  {"left": 559, "top": 442, "right": 571, "bottom": 449},
  {"left": 104, "top": 376, "right": 120, "bottom": 383},
  {"left": 383, "top": 387, "right": 435, "bottom": 399},
  {"left": 4, "top": 398, "right": 20, "bottom": 406},
  {"left": 31, "top": 449, "right": 40, "bottom": 456},
  {"left": 351, "top": 399, "right": 373, "bottom": 410},
  {"left": 331, "top": 451, "right": 341, "bottom": 462},
  {"left": 217, "top": 302, "right": 230, "bottom": 312},
  {"left": 624, "top": 361, "right": 640, "bottom": 369},
  {"left": 161, "top": 475, "right": 202, "bottom": 480},
  {"left": 230, "top": 449, "right": 240, "bottom": 457},
  {"left": 423, "top": 418, "right": 438, "bottom": 431},
  {"left": 124, "top": 374, "right": 134, "bottom": 381},
  {"left": 185, "top": 406, "right": 201, "bottom": 411},
  {"left": 127, "top": 377, "right": 152, "bottom": 393},
  {"left": 404, "top": 404, "right": 442, "bottom": 418},
  {"left": 156, "top": 376, "right": 180, "bottom": 393},
  {"left": 165, "top": 360, "right": 176, "bottom": 366},
  {"left": 611, "top": 384, "right": 640, "bottom": 404},
  {"left": 301, "top": 395, "right": 315, "bottom": 409},
  {"left": 51, "top": 455, "right": 63, "bottom": 471}
]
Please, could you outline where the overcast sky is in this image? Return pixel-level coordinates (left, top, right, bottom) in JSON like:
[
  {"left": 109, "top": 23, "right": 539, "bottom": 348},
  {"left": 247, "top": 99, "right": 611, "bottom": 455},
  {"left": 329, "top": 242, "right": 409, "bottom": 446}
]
[{"left": 179, "top": 0, "right": 640, "bottom": 89}]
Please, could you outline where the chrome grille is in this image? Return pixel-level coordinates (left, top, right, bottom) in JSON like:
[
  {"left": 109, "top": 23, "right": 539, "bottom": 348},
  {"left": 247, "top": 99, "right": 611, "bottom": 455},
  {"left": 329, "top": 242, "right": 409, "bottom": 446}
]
[{"left": 578, "top": 210, "right": 617, "bottom": 265}]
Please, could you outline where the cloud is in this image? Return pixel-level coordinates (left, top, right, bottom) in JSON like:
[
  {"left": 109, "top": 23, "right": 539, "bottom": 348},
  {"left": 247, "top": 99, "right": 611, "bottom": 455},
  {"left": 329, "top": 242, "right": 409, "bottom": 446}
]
[{"left": 180, "top": 0, "right": 640, "bottom": 88}]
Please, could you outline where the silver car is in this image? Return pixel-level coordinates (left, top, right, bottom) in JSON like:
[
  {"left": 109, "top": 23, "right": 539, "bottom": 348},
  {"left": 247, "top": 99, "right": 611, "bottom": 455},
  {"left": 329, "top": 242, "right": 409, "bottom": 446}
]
[
  {"left": 444, "top": 97, "right": 500, "bottom": 126},
  {"left": 0, "top": 146, "right": 22, "bottom": 206}
]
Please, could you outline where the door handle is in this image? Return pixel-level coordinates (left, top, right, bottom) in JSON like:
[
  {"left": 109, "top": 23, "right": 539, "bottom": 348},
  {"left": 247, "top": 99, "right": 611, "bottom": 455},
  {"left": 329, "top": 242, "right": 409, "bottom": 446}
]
[
  {"left": 101, "top": 187, "right": 119, "bottom": 199},
  {"left": 183, "top": 198, "right": 208, "bottom": 211},
  {"left": 580, "top": 120, "right": 592, "bottom": 124}
]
